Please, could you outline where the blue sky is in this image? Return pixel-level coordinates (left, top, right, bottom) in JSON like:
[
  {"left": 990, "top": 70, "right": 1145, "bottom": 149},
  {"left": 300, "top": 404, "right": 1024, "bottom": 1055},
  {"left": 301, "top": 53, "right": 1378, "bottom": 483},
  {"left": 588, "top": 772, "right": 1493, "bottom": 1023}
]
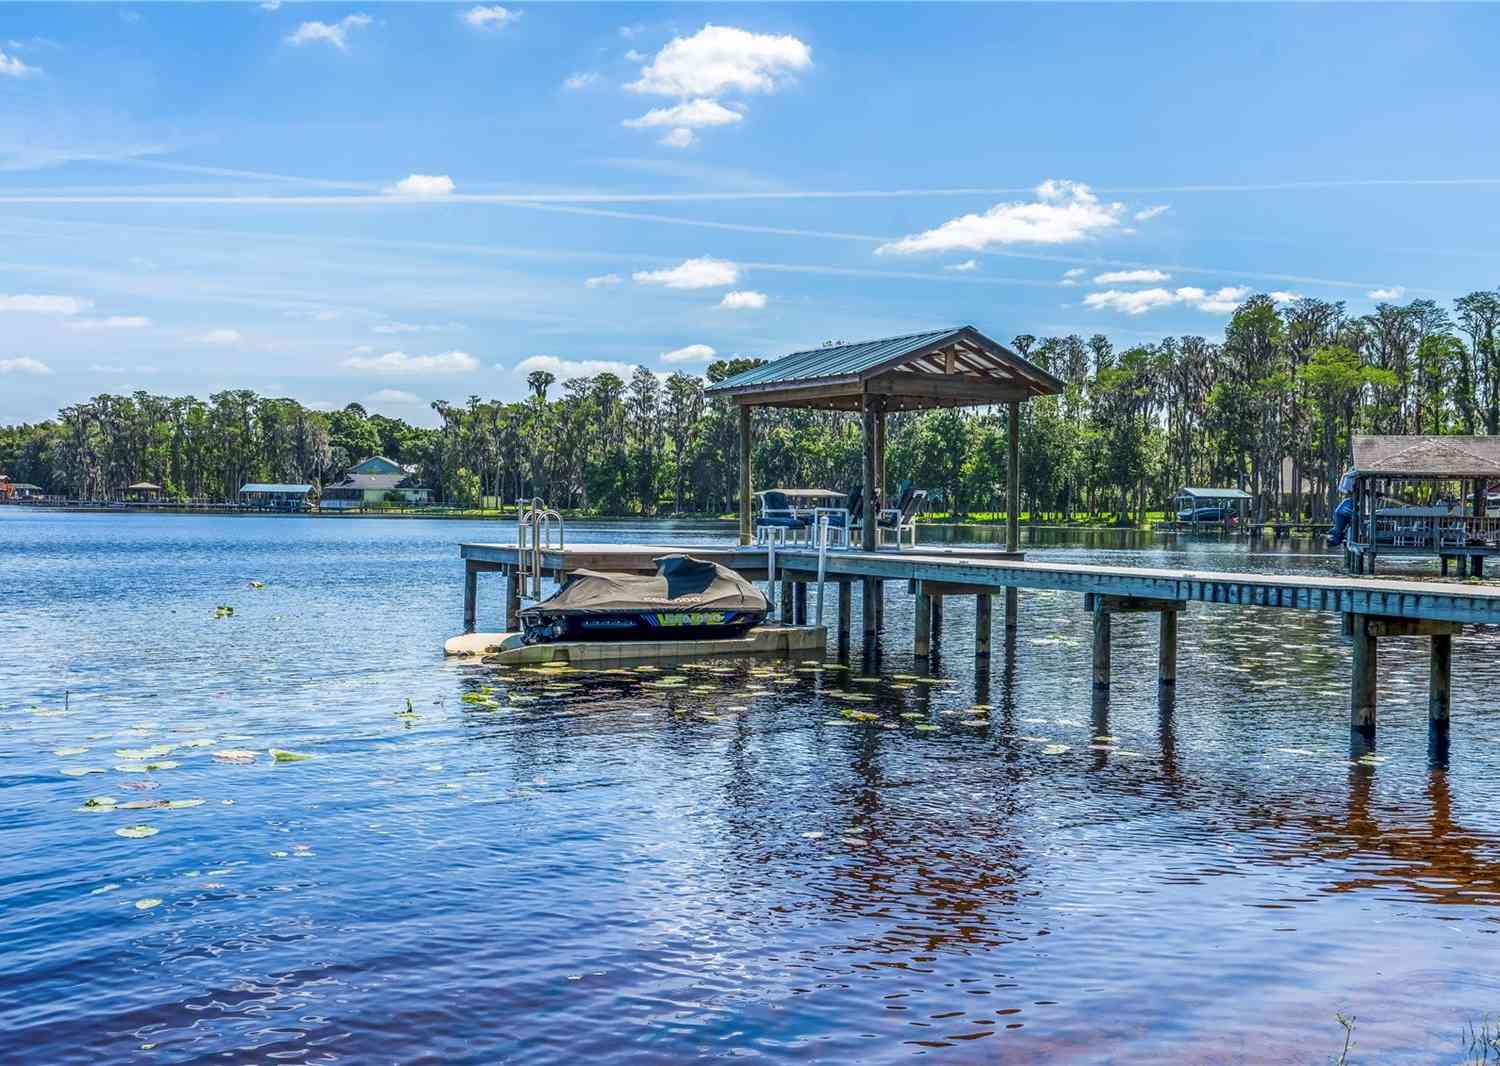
[{"left": 2, "top": 2, "right": 1498, "bottom": 426}]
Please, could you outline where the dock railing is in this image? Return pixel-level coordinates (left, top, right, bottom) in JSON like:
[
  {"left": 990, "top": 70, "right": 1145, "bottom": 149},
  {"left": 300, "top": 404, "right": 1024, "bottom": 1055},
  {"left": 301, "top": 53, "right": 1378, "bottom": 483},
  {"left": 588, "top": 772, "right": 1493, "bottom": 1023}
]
[{"left": 516, "top": 498, "right": 564, "bottom": 599}]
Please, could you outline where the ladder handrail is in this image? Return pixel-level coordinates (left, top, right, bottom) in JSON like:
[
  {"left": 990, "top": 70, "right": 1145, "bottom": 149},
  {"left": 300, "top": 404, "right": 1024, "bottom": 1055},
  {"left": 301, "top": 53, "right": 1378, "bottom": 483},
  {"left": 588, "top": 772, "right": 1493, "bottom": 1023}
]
[{"left": 516, "top": 497, "right": 564, "bottom": 600}]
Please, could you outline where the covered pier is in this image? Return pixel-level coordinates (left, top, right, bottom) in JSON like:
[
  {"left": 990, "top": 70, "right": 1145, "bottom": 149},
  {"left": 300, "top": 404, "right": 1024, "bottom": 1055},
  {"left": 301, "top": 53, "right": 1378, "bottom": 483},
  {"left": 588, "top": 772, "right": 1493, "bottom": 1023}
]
[{"left": 703, "top": 326, "right": 1063, "bottom": 639}]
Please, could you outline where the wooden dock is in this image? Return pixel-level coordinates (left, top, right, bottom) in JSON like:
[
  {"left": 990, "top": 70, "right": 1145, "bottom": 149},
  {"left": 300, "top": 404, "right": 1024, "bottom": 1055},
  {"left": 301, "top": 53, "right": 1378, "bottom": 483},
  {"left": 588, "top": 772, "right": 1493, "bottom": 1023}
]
[{"left": 458, "top": 540, "right": 1498, "bottom": 746}]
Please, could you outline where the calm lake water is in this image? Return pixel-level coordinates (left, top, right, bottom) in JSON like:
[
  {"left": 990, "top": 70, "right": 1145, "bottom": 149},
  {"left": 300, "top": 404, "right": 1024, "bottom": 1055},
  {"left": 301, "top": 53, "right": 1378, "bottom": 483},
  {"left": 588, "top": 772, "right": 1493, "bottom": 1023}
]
[{"left": 6, "top": 510, "right": 1500, "bottom": 1064}]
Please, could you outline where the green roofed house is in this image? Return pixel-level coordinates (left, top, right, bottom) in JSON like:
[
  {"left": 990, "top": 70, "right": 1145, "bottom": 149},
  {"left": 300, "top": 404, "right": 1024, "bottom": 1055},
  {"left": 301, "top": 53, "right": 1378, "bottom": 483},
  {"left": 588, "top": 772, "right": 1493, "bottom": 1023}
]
[
  {"left": 239, "top": 483, "right": 313, "bottom": 511},
  {"left": 319, "top": 455, "right": 431, "bottom": 511}
]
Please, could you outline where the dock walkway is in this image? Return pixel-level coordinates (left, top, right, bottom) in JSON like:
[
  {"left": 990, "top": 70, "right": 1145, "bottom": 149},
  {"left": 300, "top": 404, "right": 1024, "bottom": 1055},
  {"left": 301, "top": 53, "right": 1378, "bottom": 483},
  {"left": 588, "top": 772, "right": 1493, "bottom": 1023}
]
[{"left": 459, "top": 540, "right": 1497, "bottom": 746}]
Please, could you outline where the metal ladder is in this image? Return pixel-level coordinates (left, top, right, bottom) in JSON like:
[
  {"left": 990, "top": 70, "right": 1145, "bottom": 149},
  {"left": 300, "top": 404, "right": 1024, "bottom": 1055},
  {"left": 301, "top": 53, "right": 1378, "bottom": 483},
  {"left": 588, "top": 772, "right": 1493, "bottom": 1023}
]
[{"left": 517, "top": 497, "right": 564, "bottom": 600}]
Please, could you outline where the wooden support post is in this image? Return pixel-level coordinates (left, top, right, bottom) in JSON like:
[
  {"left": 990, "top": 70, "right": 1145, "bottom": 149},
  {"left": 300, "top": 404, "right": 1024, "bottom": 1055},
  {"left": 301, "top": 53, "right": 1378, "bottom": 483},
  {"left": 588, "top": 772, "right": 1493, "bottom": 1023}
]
[
  {"left": 1441, "top": 555, "right": 1450, "bottom": 577},
  {"left": 874, "top": 404, "right": 887, "bottom": 509},
  {"left": 837, "top": 581, "right": 852, "bottom": 647},
  {"left": 505, "top": 566, "right": 521, "bottom": 631},
  {"left": 463, "top": 562, "right": 478, "bottom": 634},
  {"left": 1430, "top": 633, "right": 1452, "bottom": 728},
  {"left": 861, "top": 396, "right": 877, "bottom": 552},
  {"left": 1092, "top": 603, "right": 1111, "bottom": 689},
  {"left": 914, "top": 582, "right": 931, "bottom": 658},
  {"left": 861, "top": 577, "right": 877, "bottom": 638},
  {"left": 779, "top": 580, "right": 793, "bottom": 624},
  {"left": 1350, "top": 614, "right": 1377, "bottom": 740},
  {"left": 975, "top": 593, "right": 992, "bottom": 658},
  {"left": 738, "top": 404, "right": 753, "bottom": 546},
  {"left": 1476, "top": 555, "right": 1486, "bottom": 579},
  {"left": 1004, "top": 586, "right": 1018, "bottom": 630},
  {"left": 794, "top": 581, "right": 808, "bottom": 626},
  {"left": 930, "top": 594, "right": 944, "bottom": 640},
  {"left": 1159, "top": 609, "right": 1178, "bottom": 686},
  {"left": 874, "top": 579, "right": 885, "bottom": 630},
  {"left": 1007, "top": 400, "right": 1021, "bottom": 554},
  {"left": 1458, "top": 554, "right": 1470, "bottom": 578}
]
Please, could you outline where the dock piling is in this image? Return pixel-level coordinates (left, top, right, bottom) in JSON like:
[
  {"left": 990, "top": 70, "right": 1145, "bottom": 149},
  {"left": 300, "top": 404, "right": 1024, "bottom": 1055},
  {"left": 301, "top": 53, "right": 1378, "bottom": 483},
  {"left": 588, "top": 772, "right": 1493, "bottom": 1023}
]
[
  {"left": 930, "top": 594, "right": 944, "bottom": 641},
  {"left": 1350, "top": 615, "right": 1378, "bottom": 739},
  {"left": 1159, "top": 610, "right": 1178, "bottom": 685},
  {"left": 1004, "top": 586, "right": 1018, "bottom": 630},
  {"left": 1091, "top": 603, "right": 1111, "bottom": 689},
  {"left": 794, "top": 582, "right": 808, "bottom": 626},
  {"left": 975, "top": 593, "right": 992, "bottom": 658},
  {"left": 505, "top": 567, "right": 520, "bottom": 631},
  {"left": 463, "top": 562, "right": 478, "bottom": 634},
  {"left": 914, "top": 582, "right": 931, "bottom": 658},
  {"left": 837, "top": 581, "right": 852, "bottom": 651},
  {"left": 861, "top": 577, "right": 878, "bottom": 640},
  {"left": 780, "top": 581, "right": 793, "bottom": 624},
  {"left": 1430, "top": 633, "right": 1452, "bottom": 728}
]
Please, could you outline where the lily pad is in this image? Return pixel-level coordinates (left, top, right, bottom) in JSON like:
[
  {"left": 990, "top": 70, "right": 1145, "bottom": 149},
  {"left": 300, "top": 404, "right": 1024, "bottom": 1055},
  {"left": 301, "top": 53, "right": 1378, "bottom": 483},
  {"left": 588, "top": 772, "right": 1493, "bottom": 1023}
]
[
  {"left": 62, "top": 767, "right": 107, "bottom": 777},
  {"left": 53, "top": 746, "right": 89, "bottom": 757},
  {"left": 1041, "top": 744, "right": 1071, "bottom": 755},
  {"left": 213, "top": 749, "right": 259, "bottom": 763},
  {"left": 269, "top": 748, "right": 316, "bottom": 763},
  {"left": 914, "top": 724, "right": 939, "bottom": 733},
  {"left": 134, "top": 898, "right": 163, "bottom": 910},
  {"left": 115, "top": 825, "right": 159, "bottom": 839}
]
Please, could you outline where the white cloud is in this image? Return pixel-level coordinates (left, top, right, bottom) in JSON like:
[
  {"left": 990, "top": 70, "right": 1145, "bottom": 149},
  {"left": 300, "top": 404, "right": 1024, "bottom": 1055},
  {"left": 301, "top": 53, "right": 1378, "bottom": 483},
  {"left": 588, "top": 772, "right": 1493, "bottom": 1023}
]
[
  {"left": 464, "top": 5, "right": 519, "bottom": 30},
  {"left": 66, "top": 315, "right": 152, "bottom": 331},
  {"left": 624, "top": 48, "right": 646, "bottom": 62},
  {"left": 259, "top": 0, "right": 282, "bottom": 10},
  {"left": 944, "top": 259, "right": 979, "bottom": 272},
  {"left": 877, "top": 180, "right": 1125, "bottom": 255},
  {"left": 286, "top": 14, "right": 372, "bottom": 50},
  {"left": 386, "top": 173, "right": 454, "bottom": 198},
  {"left": 627, "top": 24, "right": 811, "bottom": 98},
  {"left": 661, "top": 344, "right": 717, "bottom": 364},
  {"left": 1368, "top": 286, "right": 1406, "bottom": 301},
  {"left": 0, "top": 293, "right": 92, "bottom": 315},
  {"left": 624, "top": 98, "right": 742, "bottom": 130},
  {"left": 373, "top": 322, "right": 427, "bottom": 334},
  {"left": 286, "top": 308, "right": 342, "bottom": 321},
  {"left": 364, "top": 388, "right": 422, "bottom": 405},
  {"left": 659, "top": 128, "right": 694, "bottom": 148},
  {"left": 344, "top": 349, "right": 479, "bottom": 375},
  {"left": 1083, "top": 286, "right": 1250, "bottom": 316},
  {"left": 0, "top": 356, "right": 52, "bottom": 375},
  {"left": 564, "top": 72, "right": 598, "bottom": 90},
  {"left": 1134, "top": 205, "right": 1170, "bottom": 222},
  {"left": 1094, "top": 269, "right": 1169, "bottom": 284},
  {"left": 585, "top": 274, "right": 623, "bottom": 288},
  {"left": 633, "top": 256, "right": 738, "bottom": 289},
  {"left": 89, "top": 362, "right": 157, "bottom": 373},
  {"left": 195, "top": 328, "right": 242, "bottom": 344},
  {"left": 719, "top": 290, "right": 766, "bottom": 310},
  {"left": 513, "top": 354, "right": 635, "bottom": 379},
  {"left": 1063, "top": 268, "right": 1087, "bottom": 278},
  {"left": 0, "top": 49, "right": 39, "bottom": 77},
  {"left": 1270, "top": 291, "right": 1302, "bottom": 302}
]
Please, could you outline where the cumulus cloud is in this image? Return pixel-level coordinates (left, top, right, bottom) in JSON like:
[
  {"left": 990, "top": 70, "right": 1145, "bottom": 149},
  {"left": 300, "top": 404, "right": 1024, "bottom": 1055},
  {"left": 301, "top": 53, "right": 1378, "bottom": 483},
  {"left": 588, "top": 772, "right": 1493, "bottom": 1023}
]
[
  {"left": 286, "top": 13, "right": 371, "bottom": 50},
  {"left": 877, "top": 180, "right": 1125, "bottom": 255},
  {"left": 633, "top": 256, "right": 739, "bottom": 289},
  {"left": 564, "top": 72, "right": 598, "bottom": 90},
  {"left": 944, "top": 259, "right": 979, "bottom": 272},
  {"left": 624, "top": 98, "right": 743, "bottom": 130},
  {"left": 0, "top": 49, "right": 39, "bottom": 77},
  {"left": 1270, "top": 291, "right": 1302, "bottom": 303},
  {"left": 585, "top": 274, "right": 622, "bottom": 288},
  {"left": 719, "top": 290, "right": 766, "bottom": 309},
  {"left": 0, "top": 356, "right": 51, "bottom": 374},
  {"left": 0, "top": 293, "right": 92, "bottom": 315},
  {"left": 195, "top": 328, "right": 242, "bottom": 344},
  {"left": 1369, "top": 286, "right": 1406, "bottom": 301},
  {"left": 66, "top": 315, "right": 152, "bottom": 331},
  {"left": 662, "top": 344, "right": 717, "bottom": 364},
  {"left": 386, "top": 173, "right": 454, "bottom": 198},
  {"left": 627, "top": 24, "right": 811, "bottom": 98},
  {"left": 658, "top": 128, "right": 695, "bottom": 148},
  {"left": 1094, "top": 269, "right": 1169, "bottom": 284},
  {"left": 1060, "top": 267, "right": 1086, "bottom": 287},
  {"left": 624, "top": 48, "right": 646, "bottom": 62},
  {"left": 364, "top": 388, "right": 422, "bottom": 405},
  {"left": 1083, "top": 286, "right": 1250, "bottom": 316},
  {"left": 463, "top": 6, "right": 519, "bottom": 29},
  {"left": 1134, "top": 205, "right": 1170, "bottom": 222},
  {"left": 344, "top": 349, "right": 479, "bottom": 375},
  {"left": 513, "top": 354, "right": 635, "bottom": 379}
]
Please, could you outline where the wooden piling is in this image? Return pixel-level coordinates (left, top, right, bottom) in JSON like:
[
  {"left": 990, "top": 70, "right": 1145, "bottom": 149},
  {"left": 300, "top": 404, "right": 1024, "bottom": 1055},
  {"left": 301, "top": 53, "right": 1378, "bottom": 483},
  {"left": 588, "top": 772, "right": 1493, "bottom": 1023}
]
[
  {"left": 1092, "top": 605, "right": 1111, "bottom": 689},
  {"left": 975, "top": 593, "right": 992, "bottom": 658},
  {"left": 930, "top": 594, "right": 944, "bottom": 640},
  {"left": 1430, "top": 633, "right": 1452, "bottom": 727},
  {"left": 463, "top": 562, "right": 478, "bottom": 634},
  {"left": 1158, "top": 609, "right": 1178, "bottom": 685},
  {"left": 737, "top": 405, "right": 752, "bottom": 547},
  {"left": 505, "top": 566, "right": 521, "bottom": 631},
  {"left": 838, "top": 581, "right": 852, "bottom": 648},
  {"left": 780, "top": 581, "right": 793, "bottom": 624},
  {"left": 1004, "top": 586, "right": 1018, "bottom": 630},
  {"left": 861, "top": 577, "right": 878, "bottom": 639},
  {"left": 914, "top": 583, "right": 931, "bottom": 658},
  {"left": 1350, "top": 615, "right": 1377, "bottom": 739},
  {"left": 794, "top": 582, "right": 808, "bottom": 626},
  {"left": 873, "top": 579, "right": 885, "bottom": 630}
]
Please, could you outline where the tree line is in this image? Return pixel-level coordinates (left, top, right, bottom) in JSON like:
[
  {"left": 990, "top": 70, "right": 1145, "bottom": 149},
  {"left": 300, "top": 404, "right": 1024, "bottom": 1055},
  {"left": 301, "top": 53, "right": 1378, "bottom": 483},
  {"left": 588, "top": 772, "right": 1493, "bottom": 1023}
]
[{"left": 3, "top": 288, "right": 1497, "bottom": 523}]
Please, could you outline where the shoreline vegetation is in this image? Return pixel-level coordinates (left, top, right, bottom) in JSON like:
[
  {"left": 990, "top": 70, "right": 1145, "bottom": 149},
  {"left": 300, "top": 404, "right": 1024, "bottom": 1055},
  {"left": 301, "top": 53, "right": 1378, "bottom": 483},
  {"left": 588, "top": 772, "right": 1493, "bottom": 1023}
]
[{"left": 6, "top": 292, "right": 1497, "bottom": 526}]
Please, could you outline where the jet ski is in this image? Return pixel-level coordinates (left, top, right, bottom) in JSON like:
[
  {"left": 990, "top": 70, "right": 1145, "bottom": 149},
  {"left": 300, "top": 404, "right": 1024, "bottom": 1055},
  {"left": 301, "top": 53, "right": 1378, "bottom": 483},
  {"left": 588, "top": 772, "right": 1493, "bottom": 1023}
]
[{"left": 519, "top": 554, "right": 769, "bottom": 644}]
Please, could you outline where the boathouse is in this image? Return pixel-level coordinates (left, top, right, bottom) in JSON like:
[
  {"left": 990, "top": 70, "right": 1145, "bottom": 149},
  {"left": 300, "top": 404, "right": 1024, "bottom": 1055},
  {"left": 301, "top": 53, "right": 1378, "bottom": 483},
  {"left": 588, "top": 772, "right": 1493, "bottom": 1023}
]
[
  {"left": 238, "top": 482, "right": 313, "bottom": 511},
  {"left": 1345, "top": 435, "right": 1500, "bottom": 575},
  {"left": 1169, "top": 487, "right": 1251, "bottom": 529}
]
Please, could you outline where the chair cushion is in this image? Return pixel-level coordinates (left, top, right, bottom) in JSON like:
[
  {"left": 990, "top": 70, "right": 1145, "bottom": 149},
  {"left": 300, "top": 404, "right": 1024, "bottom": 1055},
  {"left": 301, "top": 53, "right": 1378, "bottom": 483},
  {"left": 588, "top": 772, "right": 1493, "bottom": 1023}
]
[{"left": 755, "top": 516, "right": 807, "bottom": 528}]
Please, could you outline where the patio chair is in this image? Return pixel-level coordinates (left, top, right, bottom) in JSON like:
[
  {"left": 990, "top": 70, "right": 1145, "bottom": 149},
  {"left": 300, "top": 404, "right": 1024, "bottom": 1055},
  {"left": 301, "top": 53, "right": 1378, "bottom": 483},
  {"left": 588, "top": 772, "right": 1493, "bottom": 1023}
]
[
  {"left": 753, "top": 489, "right": 810, "bottom": 545},
  {"left": 878, "top": 488, "right": 927, "bottom": 549},
  {"left": 815, "top": 485, "right": 862, "bottom": 547}
]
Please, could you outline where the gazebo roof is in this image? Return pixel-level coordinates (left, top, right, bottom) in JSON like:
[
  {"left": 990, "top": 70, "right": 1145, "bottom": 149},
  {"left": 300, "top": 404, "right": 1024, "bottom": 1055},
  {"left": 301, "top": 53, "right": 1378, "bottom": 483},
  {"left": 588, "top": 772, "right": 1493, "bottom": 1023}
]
[
  {"left": 127, "top": 482, "right": 161, "bottom": 490},
  {"left": 1175, "top": 487, "right": 1252, "bottom": 500},
  {"left": 705, "top": 326, "right": 1064, "bottom": 411},
  {"left": 1353, "top": 436, "right": 1500, "bottom": 479}
]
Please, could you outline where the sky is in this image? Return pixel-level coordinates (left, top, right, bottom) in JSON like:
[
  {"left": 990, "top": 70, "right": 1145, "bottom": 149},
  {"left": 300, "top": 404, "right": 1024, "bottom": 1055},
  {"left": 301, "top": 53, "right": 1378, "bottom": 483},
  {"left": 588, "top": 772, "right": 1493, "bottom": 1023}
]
[{"left": 1, "top": 2, "right": 1498, "bottom": 427}]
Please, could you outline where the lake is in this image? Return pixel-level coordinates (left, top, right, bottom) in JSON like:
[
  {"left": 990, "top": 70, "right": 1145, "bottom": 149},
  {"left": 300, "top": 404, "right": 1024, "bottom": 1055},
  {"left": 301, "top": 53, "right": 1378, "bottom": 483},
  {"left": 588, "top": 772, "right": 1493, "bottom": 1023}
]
[{"left": 5, "top": 509, "right": 1500, "bottom": 1064}]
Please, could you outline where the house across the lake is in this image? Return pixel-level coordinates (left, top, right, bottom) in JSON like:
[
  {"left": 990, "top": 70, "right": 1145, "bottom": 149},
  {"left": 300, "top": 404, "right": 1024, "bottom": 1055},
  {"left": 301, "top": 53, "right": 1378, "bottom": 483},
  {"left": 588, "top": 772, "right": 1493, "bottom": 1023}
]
[
  {"left": 239, "top": 482, "right": 314, "bottom": 511},
  {"left": 0, "top": 475, "right": 43, "bottom": 501},
  {"left": 319, "top": 455, "right": 431, "bottom": 511}
]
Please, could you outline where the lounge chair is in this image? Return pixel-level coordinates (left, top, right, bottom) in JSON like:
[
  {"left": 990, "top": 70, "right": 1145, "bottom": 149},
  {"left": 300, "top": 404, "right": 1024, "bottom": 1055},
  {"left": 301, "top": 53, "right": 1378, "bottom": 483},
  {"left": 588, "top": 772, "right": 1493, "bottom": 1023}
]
[
  {"left": 878, "top": 487, "right": 926, "bottom": 549},
  {"left": 816, "top": 485, "right": 862, "bottom": 546},
  {"left": 753, "top": 490, "right": 809, "bottom": 545}
]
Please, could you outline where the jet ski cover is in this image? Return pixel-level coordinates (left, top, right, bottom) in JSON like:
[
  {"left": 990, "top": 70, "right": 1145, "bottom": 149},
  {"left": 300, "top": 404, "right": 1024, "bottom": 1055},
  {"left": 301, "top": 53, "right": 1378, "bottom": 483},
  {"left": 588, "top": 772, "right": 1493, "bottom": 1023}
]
[{"left": 534, "top": 554, "right": 768, "bottom": 615}]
